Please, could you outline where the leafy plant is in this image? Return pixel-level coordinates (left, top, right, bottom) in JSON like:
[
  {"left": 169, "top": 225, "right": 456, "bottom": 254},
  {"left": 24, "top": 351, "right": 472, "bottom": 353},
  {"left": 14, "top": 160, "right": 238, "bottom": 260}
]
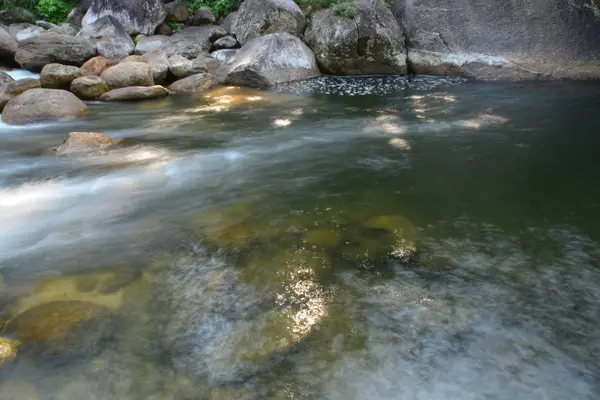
[
  {"left": 185, "top": 0, "right": 241, "bottom": 17},
  {"left": 35, "top": 0, "right": 78, "bottom": 23},
  {"left": 332, "top": 2, "right": 357, "bottom": 18},
  {"left": 168, "top": 21, "right": 182, "bottom": 32}
]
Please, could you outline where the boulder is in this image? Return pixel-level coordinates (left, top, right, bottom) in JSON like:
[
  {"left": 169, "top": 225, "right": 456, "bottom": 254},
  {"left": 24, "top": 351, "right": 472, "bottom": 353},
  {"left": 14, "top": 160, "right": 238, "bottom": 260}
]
[
  {"left": 82, "top": 0, "right": 167, "bottom": 36},
  {"left": 48, "top": 23, "right": 79, "bottom": 35},
  {"left": 191, "top": 7, "right": 216, "bottom": 26},
  {"left": 70, "top": 75, "right": 110, "bottom": 99},
  {"left": 212, "top": 35, "right": 238, "bottom": 50},
  {"left": 0, "top": 27, "right": 17, "bottom": 61},
  {"left": 99, "top": 85, "right": 169, "bottom": 101},
  {"left": 15, "top": 26, "right": 44, "bottom": 42},
  {"left": 0, "top": 78, "right": 42, "bottom": 110},
  {"left": 36, "top": 20, "right": 57, "bottom": 30},
  {"left": 155, "top": 23, "right": 173, "bottom": 36},
  {"left": 8, "top": 22, "right": 34, "bottom": 38},
  {"left": 391, "top": 0, "right": 600, "bottom": 79},
  {"left": 1, "top": 88, "right": 88, "bottom": 125},
  {"left": 230, "top": 0, "right": 305, "bottom": 45},
  {"left": 168, "top": 55, "right": 208, "bottom": 79},
  {"left": 143, "top": 51, "right": 169, "bottom": 84},
  {"left": 80, "top": 55, "right": 113, "bottom": 76},
  {"left": 68, "top": 7, "right": 85, "bottom": 29},
  {"left": 15, "top": 34, "right": 96, "bottom": 72},
  {"left": 224, "top": 32, "right": 320, "bottom": 88},
  {"left": 211, "top": 49, "right": 237, "bottom": 65},
  {"left": 304, "top": 0, "right": 406, "bottom": 75},
  {"left": 221, "top": 11, "right": 238, "bottom": 32},
  {"left": 169, "top": 73, "right": 217, "bottom": 92},
  {"left": 100, "top": 61, "right": 154, "bottom": 88},
  {"left": 3, "top": 301, "right": 112, "bottom": 357},
  {"left": 78, "top": 15, "right": 135, "bottom": 63},
  {"left": 119, "top": 55, "right": 146, "bottom": 63},
  {"left": 0, "top": 7, "right": 36, "bottom": 25},
  {"left": 165, "top": 1, "right": 189, "bottom": 23},
  {"left": 0, "top": 71, "right": 14, "bottom": 85},
  {"left": 40, "top": 63, "right": 82, "bottom": 89},
  {"left": 135, "top": 35, "right": 170, "bottom": 54},
  {"left": 54, "top": 132, "right": 114, "bottom": 154}
]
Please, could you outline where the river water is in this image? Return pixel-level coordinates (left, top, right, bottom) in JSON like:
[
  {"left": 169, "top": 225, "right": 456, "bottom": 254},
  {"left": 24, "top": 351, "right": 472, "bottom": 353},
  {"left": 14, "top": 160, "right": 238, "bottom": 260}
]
[{"left": 0, "top": 75, "right": 599, "bottom": 399}]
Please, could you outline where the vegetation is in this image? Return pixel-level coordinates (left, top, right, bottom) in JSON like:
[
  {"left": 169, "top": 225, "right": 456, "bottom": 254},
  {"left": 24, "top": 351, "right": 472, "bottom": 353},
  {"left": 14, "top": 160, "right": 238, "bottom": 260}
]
[
  {"left": 167, "top": 21, "right": 182, "bottom": 33},
  {"left": 0, "top": 0, "right": 77, "bottom": 24},
  {"left": 184, "top": 0, "right": 242, "bottom": 17},
  {"left": 331, "top": 2, "right": 357, "bottom": 18}
]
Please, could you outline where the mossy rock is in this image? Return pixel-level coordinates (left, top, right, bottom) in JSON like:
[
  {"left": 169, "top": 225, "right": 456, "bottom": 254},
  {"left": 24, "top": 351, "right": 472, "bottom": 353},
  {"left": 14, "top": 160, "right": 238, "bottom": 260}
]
[
  {"left": 304, "top": 228, "right": 342, "bottom": 247},
  {"left": 363, "top": 214, "right": 416, "bottom": 241},
  {"left": 4, "top": 301, "right": 113, "bottom": 358}
]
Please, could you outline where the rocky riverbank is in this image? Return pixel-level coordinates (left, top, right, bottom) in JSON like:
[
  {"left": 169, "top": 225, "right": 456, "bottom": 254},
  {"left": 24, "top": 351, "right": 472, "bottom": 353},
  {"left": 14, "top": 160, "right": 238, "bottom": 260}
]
[{"left": 1, "top": 0, "right": 599, "bottom": 125}]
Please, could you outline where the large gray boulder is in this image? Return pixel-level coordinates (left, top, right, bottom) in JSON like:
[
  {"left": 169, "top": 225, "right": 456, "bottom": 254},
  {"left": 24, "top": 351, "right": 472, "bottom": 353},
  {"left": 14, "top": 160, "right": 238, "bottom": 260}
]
[
  {"left": 40, "top": 63, "right": 82, "bottom": 89},
  {"left": 100, "top": 61, "right": 154, "bottom": 88},
  {"left": 135, "top": 28, "right": 217, "bottom": 58},
  {"left": 99, "top": 85, "right": 169, "bottom": 101},
  {"left": 48, "top": 23, "right": 79, "bottom": 35},
  {"left": 15, "top": 34, "right": 96, "bottom": 71},
  {"left": 82, "top": 0, "right": 167, "bottom": 36},
  {"left": 391, "top": 0, "right": 600, "bottom": 79},
  {"left": 305, "top": 0, "right": 406, "bottom": 75},
  {"left": 78, "top": 15, "right": 135, "bottom": 63},
  {"left": 0, "top": 27, "right": 18, "bottom": 62},
  {"left": 2, "top": 88, "right": 88, "bottom": 125},
  {"left": 15, "top": 25, "right": 44, "bottom": 42},
  {"left": 231, "top": 0, "right": 305, "bottom": 45},
  {"left": 134, "top": 35, "right": 170, "bottom": 54},
  {"left": 224, "top": 32, "right": 320, "bottom": 88}
]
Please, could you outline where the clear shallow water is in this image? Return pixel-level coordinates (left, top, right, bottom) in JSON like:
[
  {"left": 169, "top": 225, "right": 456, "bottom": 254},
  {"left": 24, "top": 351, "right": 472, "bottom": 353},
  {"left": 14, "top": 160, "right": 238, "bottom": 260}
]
[{"left": 0, "top": 76, "right": 599, "bottom": 399}]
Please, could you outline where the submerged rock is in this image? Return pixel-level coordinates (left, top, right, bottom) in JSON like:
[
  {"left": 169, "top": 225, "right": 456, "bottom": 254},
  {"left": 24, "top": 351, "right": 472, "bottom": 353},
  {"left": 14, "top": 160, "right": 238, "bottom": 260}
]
[
  {"left": 40, "top": 63, "right": 81, "bottom": 89},
  {"left": 1, "top": 89, "right": 88, "bottom": 125},
  {"left": 224, "top": 32, "right": 320, "bottom": 88},
  {"left": 230, "top": 0, "right": 305, "bottom": 45},
  {"left": 0, "top": 380, "right": 39, "bottom": 400},
  {"left": 70, "top": 75, "right": 110, "bottom": 99},
  {"left": 53, "top": 132, "right": 114, "bottom": 154},
  {"left": 99, "top": 85, "right": 169, "bottom": 101},
  {"left": 82, "top": 0, "right": 167, "bottom": 36},
  {"left": 305, "top": 0, "right": 407, "bottom": 75},
  {"left": 4, "top": 301, "right": 113, "bottom": 358},
  {"left": 15, "top": 34, "right": 96, "bottom": 72},
  {"left": 100, "top": 61, "right": 154, "bottom": 88},
  {"left": 80, "top": 55, "right": 113, "bottom": 76},
  {"left": 169, "top": 73, "right": 216, "bottom": 92},
  {"left": 0, "top": 337, "right": 20, "bottom": 367}
]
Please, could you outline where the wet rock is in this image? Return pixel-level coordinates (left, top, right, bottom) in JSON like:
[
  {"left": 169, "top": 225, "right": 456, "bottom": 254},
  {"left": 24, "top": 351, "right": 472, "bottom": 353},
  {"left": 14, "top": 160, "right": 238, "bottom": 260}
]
[
  {"left": 70, "top": 75, "right": 110, "bottom": 99},
  {"left": 0, "top": 78, "right": 41, "bottom": 111},
  {"left": 212, "top": 35, "right": 238, "bottom": 50},
  {"left": 0, "top": 71, "right": 14, "bottom": 84},
  {"left": 0, "top": 26, "right": 18, "bottom": 61},
  {"left": 48, "top": 23, "right": 79, "bottom": 36},
  {"left": 80, "top": 55, "right": 113, "bottom": 76},
  {"left": 191, "top": 7, "right": 215, "bottom": 26},
  {"left": 15, "top": 33, "right": 96, "bottom": 72},
  {"left": 155, "top": 22, "right": 173, "bottom": 36},
  {"left": 169, "top": 72, "right": 217, "bottom": 92},
  {"left": 0, "top": 337, "right": 20, "bottom": 367},
  {"left": 36, "top": 20, "right": 57, "bottom": 30},
  {"left": 54, "top": 132, "right": 114, "bottom": 154},
  {"left": 40, "top": 63, "right": 81, "bottom": 89},
  {"left": 231, "top": 0, "right": 305, "bottom": 45},
  {"left": 1, "top": 88, "right": 88, "bottom": 125},
  {"left": 67, "top": 7, "right": 84, "bottom": 29},
  {"left": 305, "top": 0, "right": 407, "bottom": 75},
  {"left": 168, "top": 54, "right": 208, "bottom": 79},
  {"left": 15, "top": 25, "right": 44, "bottom": 42},
  {"left": 82, "top": 0, "right": 167, "bottom": 36},
  {"left": 391, "top": 0, "right": 600, "bottom": 79},
  {"left": 224, "top": 32, "right": 320, "bottom": 88},
  {"left": 211, "top": 49, "right": 237, "bottom": 65},
  {"left": 0, "top": 380, "right": 39, "bottom": 400},
  {"left": 100, "top": 61, "right": 154, "bottom": 89},
  {"left": 363, "top": 214, "right": 416, "bottom": 242},
  {"left": 98, "top": 270, "right": 142, "bottom": 294},
  {"left": 78, "top": 15, "right": 136, "bottom": 63},
  {"left": 165, "top": 1, "right": 189, "bottom": 23},
  {"left": 4, "top": 301, "right": 113, "bottom": 358},
  {"left": 99, "top": 85, "right": 169, "bottom": 101}
]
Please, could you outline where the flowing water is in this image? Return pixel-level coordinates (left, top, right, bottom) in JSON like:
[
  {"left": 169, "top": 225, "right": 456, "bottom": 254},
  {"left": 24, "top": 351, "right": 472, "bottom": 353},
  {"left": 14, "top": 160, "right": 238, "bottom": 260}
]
[{"left": 0, "top": 75, "right": 599, "bottom": 399}]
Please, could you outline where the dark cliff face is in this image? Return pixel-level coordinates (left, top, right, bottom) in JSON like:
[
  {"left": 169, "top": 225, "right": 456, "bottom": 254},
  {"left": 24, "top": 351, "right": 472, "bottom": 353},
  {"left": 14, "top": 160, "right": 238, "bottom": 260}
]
[{"left": 391, "top": 0, "right": 600, "bottom": 79}]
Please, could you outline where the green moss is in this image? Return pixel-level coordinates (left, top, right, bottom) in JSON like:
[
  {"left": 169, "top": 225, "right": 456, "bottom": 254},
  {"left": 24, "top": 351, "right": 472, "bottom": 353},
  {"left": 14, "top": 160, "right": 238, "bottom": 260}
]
[{"left": 332, "top": 2, "right": 357, "bottom": 18}]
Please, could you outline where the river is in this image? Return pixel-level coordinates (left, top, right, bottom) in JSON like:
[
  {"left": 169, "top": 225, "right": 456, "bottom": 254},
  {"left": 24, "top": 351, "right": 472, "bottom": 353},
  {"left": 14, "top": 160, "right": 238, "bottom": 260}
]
[{"left": 0, "top": 75, "right": 599, "bottom": 399}]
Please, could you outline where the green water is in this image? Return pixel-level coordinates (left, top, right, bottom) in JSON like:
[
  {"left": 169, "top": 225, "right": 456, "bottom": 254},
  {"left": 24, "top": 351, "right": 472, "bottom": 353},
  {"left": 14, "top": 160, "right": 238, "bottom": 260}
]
[{"left": 0, "top": 76, "right": 599, "bottom": 399}]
